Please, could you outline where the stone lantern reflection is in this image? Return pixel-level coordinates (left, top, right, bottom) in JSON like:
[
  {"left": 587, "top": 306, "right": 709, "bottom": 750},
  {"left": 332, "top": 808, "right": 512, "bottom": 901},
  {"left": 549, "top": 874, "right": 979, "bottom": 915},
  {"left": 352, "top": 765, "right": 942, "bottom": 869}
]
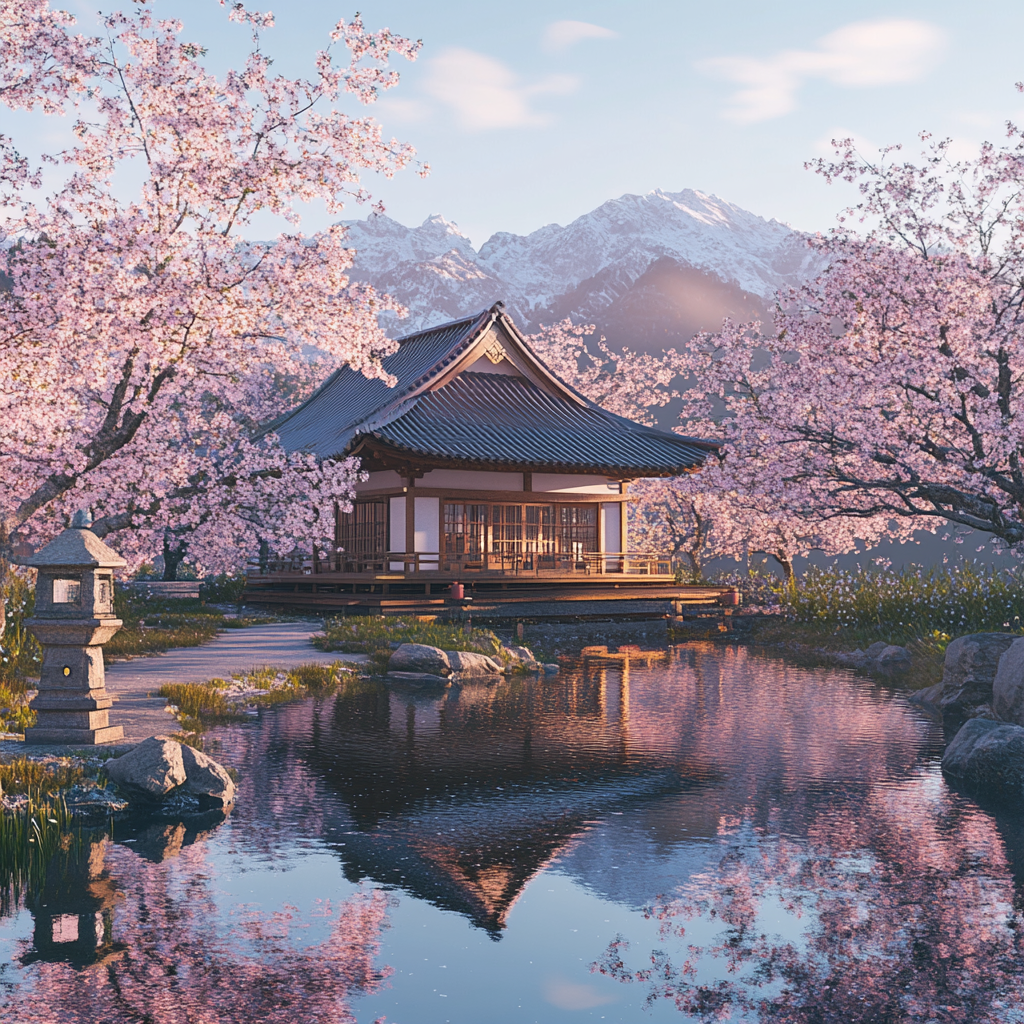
[
  {"left": 21, "top": 838, "right": 125, "bottom": 968},
  {"left": 13, "top": 510, "right": 125, "bottom": 744}
]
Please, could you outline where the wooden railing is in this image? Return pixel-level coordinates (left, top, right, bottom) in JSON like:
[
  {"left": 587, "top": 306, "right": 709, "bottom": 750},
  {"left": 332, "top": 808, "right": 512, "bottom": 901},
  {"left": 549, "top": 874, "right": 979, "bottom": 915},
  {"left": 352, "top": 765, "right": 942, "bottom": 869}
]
[{"left": 249, "top": 550, "right": 673, "bottom": 577}]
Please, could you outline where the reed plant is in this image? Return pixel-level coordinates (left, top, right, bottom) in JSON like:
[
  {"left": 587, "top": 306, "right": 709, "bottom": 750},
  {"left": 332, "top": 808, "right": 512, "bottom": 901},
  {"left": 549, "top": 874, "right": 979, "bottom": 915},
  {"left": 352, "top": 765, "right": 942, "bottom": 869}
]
[{"left": 0, "top": 792, "right": 97, "bottom": 918}]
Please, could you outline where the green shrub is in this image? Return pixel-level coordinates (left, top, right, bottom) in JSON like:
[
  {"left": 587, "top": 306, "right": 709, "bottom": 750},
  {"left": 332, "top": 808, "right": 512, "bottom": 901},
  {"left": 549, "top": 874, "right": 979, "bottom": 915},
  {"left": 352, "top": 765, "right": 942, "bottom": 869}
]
[
  {"left": 0, "top": 573, "right": 41, "bottom": 691},
  {"left": 201, "top": 573, "right": 248, "bottom": 603}
]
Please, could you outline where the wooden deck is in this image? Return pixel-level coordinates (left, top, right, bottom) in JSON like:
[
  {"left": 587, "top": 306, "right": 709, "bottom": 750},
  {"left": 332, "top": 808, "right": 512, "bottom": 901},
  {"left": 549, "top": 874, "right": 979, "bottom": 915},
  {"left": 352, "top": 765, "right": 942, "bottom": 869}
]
[{"left": 242, "top": 559, "right": 739, "bottom": 621}]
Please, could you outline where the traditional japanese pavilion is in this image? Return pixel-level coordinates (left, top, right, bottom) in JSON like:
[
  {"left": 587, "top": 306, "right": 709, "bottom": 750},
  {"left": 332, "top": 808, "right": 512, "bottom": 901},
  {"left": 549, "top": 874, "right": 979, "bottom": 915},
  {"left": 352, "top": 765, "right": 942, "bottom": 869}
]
[{"left": 244, "top": 302, "right": 734, "bottom": 616}]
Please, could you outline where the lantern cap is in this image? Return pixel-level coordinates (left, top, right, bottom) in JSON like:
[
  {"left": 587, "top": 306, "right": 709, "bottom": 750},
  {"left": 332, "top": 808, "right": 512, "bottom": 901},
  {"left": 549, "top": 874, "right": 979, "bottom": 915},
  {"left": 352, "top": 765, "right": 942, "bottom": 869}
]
[{"left": 14, "top": 527, "right": 126, "bottom": 570}]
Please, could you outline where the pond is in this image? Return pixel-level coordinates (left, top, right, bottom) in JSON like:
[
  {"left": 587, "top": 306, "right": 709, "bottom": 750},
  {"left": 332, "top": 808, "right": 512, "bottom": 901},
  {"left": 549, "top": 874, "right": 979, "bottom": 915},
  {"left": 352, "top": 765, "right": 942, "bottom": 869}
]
[{"left": 3, "top": 641, "right": 1024, "bottom": 1023}]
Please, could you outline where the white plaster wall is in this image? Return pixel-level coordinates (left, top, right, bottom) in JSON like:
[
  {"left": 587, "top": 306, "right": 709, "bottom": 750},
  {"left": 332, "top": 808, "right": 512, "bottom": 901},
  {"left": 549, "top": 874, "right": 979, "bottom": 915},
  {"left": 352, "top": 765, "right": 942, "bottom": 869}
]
[
  {"left": 419, "top": 469, "right": 523, "bottom": 491},
  {"left": 356, "top": 470, "right": 403, "bottom": 491},
  {"left": 389, "top": 496, "right": 406, "bottom": 569},
  {"left": 602, "top": 503, "right": 622, "bottom": 553},
  {"left": 414, "top": 496, "right": 439, "bottom": 569},
  {"left": 534, "top": 473, "right": 620, "bottom": 494}
]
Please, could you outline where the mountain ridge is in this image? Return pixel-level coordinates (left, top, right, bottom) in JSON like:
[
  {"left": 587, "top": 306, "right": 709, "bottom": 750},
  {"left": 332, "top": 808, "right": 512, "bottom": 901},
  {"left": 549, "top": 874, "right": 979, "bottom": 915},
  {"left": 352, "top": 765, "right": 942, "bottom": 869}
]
[{"left": 340, "top": 188, "right": 820, "bottom": 349}]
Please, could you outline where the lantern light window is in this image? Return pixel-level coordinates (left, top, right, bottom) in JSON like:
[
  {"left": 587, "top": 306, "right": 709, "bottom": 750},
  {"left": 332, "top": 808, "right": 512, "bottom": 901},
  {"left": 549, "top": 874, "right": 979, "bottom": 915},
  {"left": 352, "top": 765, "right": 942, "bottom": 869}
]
[{"left": 52, "top": 579, "right": 81, "bottom": 604}]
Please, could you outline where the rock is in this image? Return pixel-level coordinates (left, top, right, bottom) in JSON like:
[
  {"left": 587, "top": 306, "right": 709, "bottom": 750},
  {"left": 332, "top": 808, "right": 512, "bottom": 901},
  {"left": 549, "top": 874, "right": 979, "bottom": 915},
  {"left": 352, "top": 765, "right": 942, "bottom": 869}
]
[
  {"left": 180, "top": 744, "right": 235, "bottom": 807},
  {"left": 935, "top": 633, "right": 1016, "bottom": 722},
  {"left": 542, "top": 663, "right": 560, "bottom": 674},
  {"left": 875, "top": 645, "right": 912, "bottom": 669},
  {"left": 993, "top": 637, "right": 1024, "bottom": 725},
  {"left": 503, "top": 645, "right": 541, "bottom": 670},
  {"left": 388, "top": 644, "right": 451, "bottom": 676},
  {"left": 65, "top": 783, "right": 129, "bottom": 817},
  {"left": 386, "top": 671, "right": 451, "bottom": 689},
  {"left": 941, "top": 717, "right": 1024, "bottom": 795},
  {"left": 910, "top": 681, "right": 944, "bottom": 705},
  {"left": 446, "top": 650, "right": 502, "bottom": 676},
  {"left": 106, "top": 736, "right": 186, "bottom": 801},
  {"left": 865, "top": 641, "right": 889, "bottom": 658}
]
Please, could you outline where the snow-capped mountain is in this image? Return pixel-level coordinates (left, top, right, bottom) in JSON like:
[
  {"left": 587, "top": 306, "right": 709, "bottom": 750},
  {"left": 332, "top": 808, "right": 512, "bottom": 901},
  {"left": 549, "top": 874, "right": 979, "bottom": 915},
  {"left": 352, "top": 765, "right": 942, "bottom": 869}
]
[{"left": 340, "top": 188, "right": 820, "bottom": 348}]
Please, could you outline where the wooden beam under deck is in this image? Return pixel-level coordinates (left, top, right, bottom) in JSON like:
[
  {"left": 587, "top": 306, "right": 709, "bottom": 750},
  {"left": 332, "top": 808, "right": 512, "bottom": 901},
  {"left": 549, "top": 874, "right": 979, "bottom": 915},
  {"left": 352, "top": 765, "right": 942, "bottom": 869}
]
[{"left": 243, "top": 573, "right": 737, "bottom": 620}]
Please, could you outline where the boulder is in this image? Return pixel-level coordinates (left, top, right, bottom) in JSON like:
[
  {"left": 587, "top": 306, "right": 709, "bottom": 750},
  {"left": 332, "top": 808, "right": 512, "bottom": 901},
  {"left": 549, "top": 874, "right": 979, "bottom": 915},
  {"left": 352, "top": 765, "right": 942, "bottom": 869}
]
[
  {"left": 181, "top": 744, "right": 236, "bottom": 807},
  {"left": 542, "top": 663, "right": 560, "bottom": 675},
  {"left": 446, "top": 650, "right": 502, "bottom": 676},
  {"left": 993, "top": 637, "right": 1024, "bottom": 725},
  {"left": 935, "top": 633, "right": 1016, "bottom": 720},
  {"left": 388, "top": 644, "right": 451, "bottom": 676},
  {"left": 386, "top": 671, "right": 451, "bottom": 689},
  {"left": 941, "top": 717, "right": 1024, "bottom": 796},
  {"left": 105, "top": 736, "right": 186, "bottom": 801},
  {"left": 865, "top": 641, "right": 889, "bottom": 658}
]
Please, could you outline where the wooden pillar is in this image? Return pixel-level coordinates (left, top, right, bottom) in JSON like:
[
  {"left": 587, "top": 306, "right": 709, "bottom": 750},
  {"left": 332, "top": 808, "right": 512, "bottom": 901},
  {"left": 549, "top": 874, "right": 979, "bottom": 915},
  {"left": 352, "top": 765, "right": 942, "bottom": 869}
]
[
  {"left": 405, "top": 480, "right": 415, "bottom": 570},
  {"left": 620, "top": 483, "right": 630, "bottom": 556}
]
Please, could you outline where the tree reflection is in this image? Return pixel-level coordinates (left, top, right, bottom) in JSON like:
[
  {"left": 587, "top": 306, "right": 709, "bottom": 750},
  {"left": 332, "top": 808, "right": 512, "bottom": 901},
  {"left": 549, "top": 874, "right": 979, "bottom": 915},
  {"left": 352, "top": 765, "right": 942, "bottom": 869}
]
[
  {"left": 594, "top": 779, "right": 1024, "bottom": 1022},
  {"left": 2, "top": 837, "right": 393, "bottom": 1024}
]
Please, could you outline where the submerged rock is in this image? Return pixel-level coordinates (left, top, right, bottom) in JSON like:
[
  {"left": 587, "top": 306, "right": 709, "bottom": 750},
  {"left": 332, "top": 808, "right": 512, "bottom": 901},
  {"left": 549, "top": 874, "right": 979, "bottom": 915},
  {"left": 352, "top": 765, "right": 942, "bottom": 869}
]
[
  {"left": 181, "top": 744, "right": 235, "bottom": 807},
  {"left": 385, "top": 671, "right": 451, "bottom": 689},
  {"left": 941, "top": 717, "right": 1024, "bottom": 796},
  {"left": 993, "top": 638, "right": 1024, "bottom": 726},
  {"left": 106, "top": 736, "right": 186, "bottom": 801},
  {"left": 446, "top": 650, "right": 502, "bottom": 677},
  {"left": 388, "top": 643, "right": 451, "bottom": 676}
]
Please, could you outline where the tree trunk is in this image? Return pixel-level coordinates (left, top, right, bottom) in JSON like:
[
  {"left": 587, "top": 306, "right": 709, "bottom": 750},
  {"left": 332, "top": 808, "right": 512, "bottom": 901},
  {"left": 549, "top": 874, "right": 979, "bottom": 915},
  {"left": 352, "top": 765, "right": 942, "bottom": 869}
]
[
  {"left": 162, "top": 533, "right": 188, "bottom": 581},
  {"left": 770, "top": 548, "right": 796, "bottom": 590}
]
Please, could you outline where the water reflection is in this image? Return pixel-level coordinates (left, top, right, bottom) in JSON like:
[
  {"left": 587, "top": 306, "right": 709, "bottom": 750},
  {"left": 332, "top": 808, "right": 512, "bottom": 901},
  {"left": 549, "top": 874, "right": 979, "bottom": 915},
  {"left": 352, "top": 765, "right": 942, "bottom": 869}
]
[{"left": 3, "top": 642, "right": 1024, "bottom": 1022}]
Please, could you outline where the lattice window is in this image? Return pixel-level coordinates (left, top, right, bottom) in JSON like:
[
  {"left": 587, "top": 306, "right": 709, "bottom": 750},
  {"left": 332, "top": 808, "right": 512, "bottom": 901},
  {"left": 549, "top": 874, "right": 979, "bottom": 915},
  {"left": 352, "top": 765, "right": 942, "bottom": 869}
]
[
  {"left": 444, "top": 504, "right": 488, "bottom": 558},
  {"left": 492, "top": 505, "right": 523, "bottom": 564},
  {"left": 337, "top": 501, "right": 387, "bottom": 568},
  {"left": 559, "top": 505, "right": 598, "bottom": 560}
]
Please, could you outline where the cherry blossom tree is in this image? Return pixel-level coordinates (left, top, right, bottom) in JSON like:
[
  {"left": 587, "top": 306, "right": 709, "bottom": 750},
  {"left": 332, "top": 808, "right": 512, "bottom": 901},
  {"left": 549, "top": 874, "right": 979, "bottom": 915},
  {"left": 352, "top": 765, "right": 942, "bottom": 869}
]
[
  {"left": 0, "top": 1, "right": 424, "bottom": 595},
  {"left": 679, "top": 129, "right": 1024, "bottom": 558},
  {"left": 527, "top": 320, "right": 894, "bottom": 579}
]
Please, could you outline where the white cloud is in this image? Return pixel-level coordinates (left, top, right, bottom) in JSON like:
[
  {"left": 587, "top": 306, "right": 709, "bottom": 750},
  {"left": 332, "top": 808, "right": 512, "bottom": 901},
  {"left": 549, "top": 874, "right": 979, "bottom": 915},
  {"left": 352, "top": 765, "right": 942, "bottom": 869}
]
[
  {"left": 542, "top": 20, "right": 618, "bottom": 54},
  {"left": 423, "top": 47, "right": 577, "bottom": 131},
  {"left": 699, "top": 19, "right": 946, "bottom": 124}
]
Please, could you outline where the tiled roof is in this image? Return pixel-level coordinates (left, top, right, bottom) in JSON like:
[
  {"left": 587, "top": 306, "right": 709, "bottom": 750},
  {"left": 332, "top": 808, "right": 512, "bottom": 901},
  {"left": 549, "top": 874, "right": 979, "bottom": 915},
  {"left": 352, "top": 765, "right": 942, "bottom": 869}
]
[
  {"left": 269, "top": 309, "right": 495, "bottom": 457},
  {"left": 364, "top": 373, "right": 711, "bottom": 475},
  {"left": 270, "top": 304, "right": 716, "bottom": 476}
]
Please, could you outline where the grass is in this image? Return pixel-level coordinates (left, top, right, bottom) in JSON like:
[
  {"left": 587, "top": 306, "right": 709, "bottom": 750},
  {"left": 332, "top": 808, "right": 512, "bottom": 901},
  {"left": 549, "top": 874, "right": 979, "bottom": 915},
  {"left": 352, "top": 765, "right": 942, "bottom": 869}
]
[
  {"left": 159, "top": 661, "right": 353, "bottom": 735},
  {"left": 0, "top": 756, "right": 86, "bottom": 796},
  {"left": 314, "top": 615, "right": 508, "bottom": 675}
]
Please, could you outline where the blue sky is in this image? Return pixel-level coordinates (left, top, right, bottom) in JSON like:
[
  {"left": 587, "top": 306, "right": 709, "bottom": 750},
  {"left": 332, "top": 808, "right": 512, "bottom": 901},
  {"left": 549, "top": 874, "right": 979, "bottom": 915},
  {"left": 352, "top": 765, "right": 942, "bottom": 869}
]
[{"left": 60, "top": 0, "right": 1024, "bottom": 246}]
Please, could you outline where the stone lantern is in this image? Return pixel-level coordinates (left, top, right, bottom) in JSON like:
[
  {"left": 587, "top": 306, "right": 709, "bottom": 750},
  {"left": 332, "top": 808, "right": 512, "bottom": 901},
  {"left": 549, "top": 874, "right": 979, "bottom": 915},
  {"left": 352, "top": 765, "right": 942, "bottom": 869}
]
[{"left": 13, "top": 511, "right": 125, "bottom": 745}]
